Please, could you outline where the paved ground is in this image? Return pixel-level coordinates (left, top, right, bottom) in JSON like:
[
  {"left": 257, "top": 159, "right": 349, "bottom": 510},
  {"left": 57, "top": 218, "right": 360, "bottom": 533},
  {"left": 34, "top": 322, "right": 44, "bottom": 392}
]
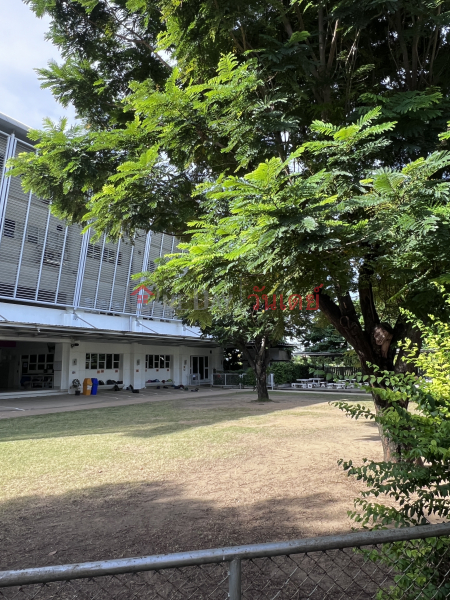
[
  {"left": 0, "top": 387, "right": 369, "bottom": 419},
  {"left": 0, "top": 387, "right": 237, "bottom": 419}
]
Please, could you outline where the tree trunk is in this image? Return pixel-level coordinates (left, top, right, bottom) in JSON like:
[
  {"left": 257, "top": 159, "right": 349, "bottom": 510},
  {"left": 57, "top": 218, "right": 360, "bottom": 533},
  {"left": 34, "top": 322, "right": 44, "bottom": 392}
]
[
  {"left": 255, "top": 361, "right": 270, "bottom": 401},
  {"left": 318, "top": 279, "right": 421, "bottom": 461},
  {"left": 239, "top": 337, "right": 271, "bottom": 401}
]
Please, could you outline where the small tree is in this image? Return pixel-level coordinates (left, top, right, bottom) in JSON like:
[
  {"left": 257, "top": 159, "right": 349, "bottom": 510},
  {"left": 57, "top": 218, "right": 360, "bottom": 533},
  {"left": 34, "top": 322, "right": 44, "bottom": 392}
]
[
  {"left": 334, "top": 294, "right": 450, "bottom": 597},
  {"left": 148, "top": 263, "right": 307, "bottom": 401}
]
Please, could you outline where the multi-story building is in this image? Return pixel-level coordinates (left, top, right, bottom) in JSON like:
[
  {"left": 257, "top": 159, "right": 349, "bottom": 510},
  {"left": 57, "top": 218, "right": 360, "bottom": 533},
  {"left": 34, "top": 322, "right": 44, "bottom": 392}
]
[{"left": 0, "top": 112, "right": 221, "bottom": 395}]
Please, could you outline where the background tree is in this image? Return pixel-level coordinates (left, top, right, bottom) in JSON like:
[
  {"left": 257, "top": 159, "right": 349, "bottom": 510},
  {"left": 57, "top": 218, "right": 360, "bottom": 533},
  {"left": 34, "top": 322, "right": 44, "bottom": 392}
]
[{"left": 298, "top": 319, "right": 349, "bottom": 354}]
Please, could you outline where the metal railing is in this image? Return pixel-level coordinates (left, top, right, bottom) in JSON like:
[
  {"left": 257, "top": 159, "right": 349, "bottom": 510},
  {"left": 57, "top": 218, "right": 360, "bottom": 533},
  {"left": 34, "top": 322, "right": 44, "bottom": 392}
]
[
  {"left": 324, "top": 366, "right": 360, "bottom": 378},
  {"left": 212, "top": 372, "right": 275, "bottom": 390},
  {"left": 1, "top": 523, "right": 450, "bottom": 599}
]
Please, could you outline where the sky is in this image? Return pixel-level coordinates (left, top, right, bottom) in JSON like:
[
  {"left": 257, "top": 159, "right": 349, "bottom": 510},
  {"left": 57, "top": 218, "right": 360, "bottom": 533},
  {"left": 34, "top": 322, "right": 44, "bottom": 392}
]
[{"left": 0, "top": 1, "right": 76, "bottom": 129}]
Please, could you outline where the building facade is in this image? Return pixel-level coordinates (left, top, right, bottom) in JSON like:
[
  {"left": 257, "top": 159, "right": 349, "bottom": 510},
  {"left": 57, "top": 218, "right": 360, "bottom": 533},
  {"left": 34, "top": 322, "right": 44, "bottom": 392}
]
[{"left": 0, "top": 113, "right": 221, "bottom": 393}]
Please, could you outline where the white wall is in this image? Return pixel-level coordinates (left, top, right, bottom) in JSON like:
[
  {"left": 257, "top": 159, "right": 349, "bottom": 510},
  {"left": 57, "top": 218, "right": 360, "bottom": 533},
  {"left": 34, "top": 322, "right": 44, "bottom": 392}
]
[
  {"left": 67, "top": 341, "right": 222, "bottom": 391},
  {"left": 0, "top": 303, "right": 223, "bottom": 392}
]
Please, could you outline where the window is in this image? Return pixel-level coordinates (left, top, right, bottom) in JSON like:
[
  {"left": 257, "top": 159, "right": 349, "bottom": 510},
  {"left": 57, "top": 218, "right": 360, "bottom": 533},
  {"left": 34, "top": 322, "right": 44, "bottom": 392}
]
[
  {"left": 21, "top": 353, "right": 54, "bottom": 374},
  {"left": 43, "top": 248, "right": 62, "bottom": 267},
  {"left": 87, "top": 244, "right": 122, "bottom": 266},
  {"left": 85, "top": 353, "right": 120, "bottom": 369},
  {"left": 103, "top": 248, "right": 115, "bottom": 263},
  {"left": 3, "top": 219, "right": 15, "bottom": 238},
  {"left": 145, "top": 354, "right": 171, "bottom": 369},
  {"left": 87, "top": 243, "right": 102, "bottom": 260},
  {"left": 27, "top": 225, "right": 38, "bottom": 244}
]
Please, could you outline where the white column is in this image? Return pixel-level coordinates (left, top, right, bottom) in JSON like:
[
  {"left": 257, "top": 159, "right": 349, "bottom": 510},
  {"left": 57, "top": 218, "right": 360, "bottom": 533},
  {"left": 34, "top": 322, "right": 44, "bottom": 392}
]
[
  {"left": 54, "top": 342, "right": 70, "bottom": 389},
  {"left": 172, "top": 353, "right": 181, "bottom": 386},
  {"left": 73, "top": 231, "right": 90, "bottom": 309},
  {"left": 179, "top": 346, "right": 190, "bottom": 385},
  {"left": 122, "top": 349, "right": 132, "bottom": 387},
  {"left": 130, "top": 343, "right": 145, "bottom": 389}
]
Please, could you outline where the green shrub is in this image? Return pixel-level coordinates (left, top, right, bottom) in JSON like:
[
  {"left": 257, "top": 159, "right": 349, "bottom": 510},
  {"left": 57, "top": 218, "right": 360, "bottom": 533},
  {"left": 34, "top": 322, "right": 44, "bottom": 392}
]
[
  {"left": 242, "top": 367, "right": 256, "bottom": 387},
  {"left": 269, "top": 362, "right": 311, "bottom": 384}
]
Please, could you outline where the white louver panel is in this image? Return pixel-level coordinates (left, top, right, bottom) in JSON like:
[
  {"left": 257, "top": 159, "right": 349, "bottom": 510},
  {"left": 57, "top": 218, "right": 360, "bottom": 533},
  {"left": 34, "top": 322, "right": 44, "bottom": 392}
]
[
  {"left": 124, "top": 231, "right": 147, "bottom": 314},
  {"left": 144, "top": 232, "right": 165, "bottom": 318},
  {"left": 0, "top": 132, "right": 7, "bottom": 188},
  {"left": 56, "top": 224, "right": 82, "bottom": 305},
  {"left": 0, "top": 132, "right": 181, "bottom": 320}
]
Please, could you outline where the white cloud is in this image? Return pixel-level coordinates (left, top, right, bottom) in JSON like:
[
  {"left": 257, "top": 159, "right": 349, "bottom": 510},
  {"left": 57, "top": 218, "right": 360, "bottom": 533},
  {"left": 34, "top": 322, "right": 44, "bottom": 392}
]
[{"left": 0, "top": 1, "right": 76, "bottom": 129}]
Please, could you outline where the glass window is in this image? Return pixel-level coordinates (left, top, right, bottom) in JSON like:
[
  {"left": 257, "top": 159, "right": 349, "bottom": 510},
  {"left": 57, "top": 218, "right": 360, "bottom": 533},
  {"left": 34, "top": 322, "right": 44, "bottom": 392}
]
[
  {"left": 146, "top": 354, "right": 153, "bottom": 369},
  {"left": 3, "top": 219, "right": 15, "bottom": 238},
  {"left": 99, "top": 353, "right": 106, "bottom": 369},
  {"left": 106, "top": 354, "right": 112, "bottom": 369},
  {"left": 165, "top": 355, "right": 171, "bottom": 368},
  {"left": 113, "top": 354, "right": 120, "bottom": 369},
  {"left": 29, "top": 364, "right": 36, "bottom": 371},
  {"left": 38, "top": 354, "right": 45, "bottom": 363},
  {"left": 38, "top": 363, "right": 45, "bottom": 371},
  {"left": 87, "top": 243, "right": 102, "bottom": 260},
  {"left": 154, "top": 355, "right": 159, "bottom": 368},
  {"left": 30, "top": 354, "right": 37, "bottom": 363},
  {"left": 91, "top": 354, "right": 98, "bottom": 369},
  {"left": 47, "top": 354, "right": 54, "bottom": 363}
]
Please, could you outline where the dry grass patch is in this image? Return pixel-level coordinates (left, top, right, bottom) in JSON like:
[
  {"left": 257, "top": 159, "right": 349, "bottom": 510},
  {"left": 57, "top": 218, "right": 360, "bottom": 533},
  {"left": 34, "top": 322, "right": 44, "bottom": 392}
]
[{"left": 0, "top": 391, "right": 382, "bottom": 569}]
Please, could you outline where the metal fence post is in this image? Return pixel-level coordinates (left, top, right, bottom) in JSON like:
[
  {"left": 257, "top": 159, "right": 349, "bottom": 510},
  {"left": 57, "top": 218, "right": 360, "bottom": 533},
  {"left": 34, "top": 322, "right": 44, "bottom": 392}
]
[{"left": 229, "top": 558, "right": 241, "bottom": 600}]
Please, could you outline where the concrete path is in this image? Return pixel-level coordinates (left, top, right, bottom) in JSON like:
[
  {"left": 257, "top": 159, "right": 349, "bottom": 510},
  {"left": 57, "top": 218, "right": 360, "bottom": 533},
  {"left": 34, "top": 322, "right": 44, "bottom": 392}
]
[{"left": 0, "top": 387, "right": 238, "bottom": 419}]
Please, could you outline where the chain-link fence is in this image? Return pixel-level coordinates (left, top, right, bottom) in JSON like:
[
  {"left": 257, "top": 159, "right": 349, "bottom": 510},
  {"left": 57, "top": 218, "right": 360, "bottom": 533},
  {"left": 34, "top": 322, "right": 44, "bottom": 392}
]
[{"left": 1, "top": 523, "right": 450, "bottom": 599}]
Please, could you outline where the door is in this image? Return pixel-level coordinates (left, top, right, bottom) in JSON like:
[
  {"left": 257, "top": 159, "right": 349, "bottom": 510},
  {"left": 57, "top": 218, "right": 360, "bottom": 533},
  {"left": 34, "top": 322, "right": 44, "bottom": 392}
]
[{"left": 190, "top": 356, "right": 209, "bottom": 382}]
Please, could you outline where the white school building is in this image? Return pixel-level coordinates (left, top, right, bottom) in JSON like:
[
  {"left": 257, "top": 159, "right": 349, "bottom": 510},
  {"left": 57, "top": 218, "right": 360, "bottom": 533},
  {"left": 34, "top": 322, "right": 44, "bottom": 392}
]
[{"left": 0, "top": 112, "right": 222, "bottom": 395}]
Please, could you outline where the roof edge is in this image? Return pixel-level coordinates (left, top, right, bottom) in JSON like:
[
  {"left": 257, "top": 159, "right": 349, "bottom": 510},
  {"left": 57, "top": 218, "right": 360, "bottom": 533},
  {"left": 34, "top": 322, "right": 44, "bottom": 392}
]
[{"left": 0, "top": 112, "right": 33, "bottom": 145}]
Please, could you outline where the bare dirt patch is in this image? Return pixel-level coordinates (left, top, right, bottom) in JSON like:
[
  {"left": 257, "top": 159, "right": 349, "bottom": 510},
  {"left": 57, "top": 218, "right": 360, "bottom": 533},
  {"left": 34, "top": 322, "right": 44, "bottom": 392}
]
[{"left": 0, "top": 391, "right": 382, "bottom": 570}]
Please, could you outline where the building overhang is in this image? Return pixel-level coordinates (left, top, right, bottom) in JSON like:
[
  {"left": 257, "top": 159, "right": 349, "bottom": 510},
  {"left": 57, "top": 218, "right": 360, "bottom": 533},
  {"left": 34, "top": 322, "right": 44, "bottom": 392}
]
[
  {"left": 0, "top": 320, "right": 219, "bottom": 347},
  {"left": 0, "top": 113, "right": 32, "bottom": 145}
]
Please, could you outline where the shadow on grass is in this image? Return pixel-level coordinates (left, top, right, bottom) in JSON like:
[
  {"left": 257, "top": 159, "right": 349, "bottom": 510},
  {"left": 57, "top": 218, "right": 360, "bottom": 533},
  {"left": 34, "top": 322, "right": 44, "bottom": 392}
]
[
  {"left": 0, "top": 393, "right": 367, "bottom": 444},
  {"left": 0, "top": 479, "right": 350, "bottom": 571}
]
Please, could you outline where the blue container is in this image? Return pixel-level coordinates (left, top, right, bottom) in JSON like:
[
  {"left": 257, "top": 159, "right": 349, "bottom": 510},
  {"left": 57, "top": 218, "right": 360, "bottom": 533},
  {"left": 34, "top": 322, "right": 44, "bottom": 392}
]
[{"left": 91, "top": 378, "right": 99, "bottom": 396}]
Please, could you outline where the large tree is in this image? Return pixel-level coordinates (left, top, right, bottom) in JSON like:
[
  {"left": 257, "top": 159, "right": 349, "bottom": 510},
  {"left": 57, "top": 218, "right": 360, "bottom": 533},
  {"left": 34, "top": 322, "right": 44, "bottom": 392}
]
[
  {"left": 10, "top": 0, "right": 450, "bottom": 457},
  {"left": 16, "top": 0, "right": 450, "bottom": 233}
]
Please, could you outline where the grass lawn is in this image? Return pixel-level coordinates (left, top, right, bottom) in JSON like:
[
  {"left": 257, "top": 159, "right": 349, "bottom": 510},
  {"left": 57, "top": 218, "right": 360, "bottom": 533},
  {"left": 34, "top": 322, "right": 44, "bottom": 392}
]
[{"left": 0, "top": 391, "right": 380, "bottom": 570}]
